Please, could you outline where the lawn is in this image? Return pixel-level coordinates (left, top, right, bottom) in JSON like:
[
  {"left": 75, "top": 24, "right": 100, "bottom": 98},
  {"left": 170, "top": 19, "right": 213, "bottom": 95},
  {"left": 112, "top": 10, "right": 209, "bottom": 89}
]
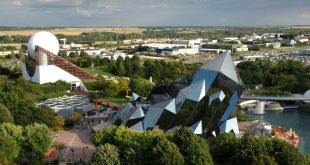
[
  {"left": 103, "top": 97, "right": 129, "bottom": 106},
  {"left": 84, "top": 66, "right": 115, "bottom": 77}
]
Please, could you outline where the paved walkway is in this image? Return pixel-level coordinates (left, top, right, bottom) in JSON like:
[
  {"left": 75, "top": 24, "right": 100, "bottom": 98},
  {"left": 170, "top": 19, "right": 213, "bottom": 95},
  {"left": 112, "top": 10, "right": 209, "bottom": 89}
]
[{"left": 54, "top": 127, "right": 95, "bottom": 164}]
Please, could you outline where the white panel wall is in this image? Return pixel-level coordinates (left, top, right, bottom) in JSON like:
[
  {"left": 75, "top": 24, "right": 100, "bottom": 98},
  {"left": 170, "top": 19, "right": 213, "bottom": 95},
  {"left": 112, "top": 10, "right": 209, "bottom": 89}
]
[{"left": 22, "top": 63, "right": 81, "bottom": 84}]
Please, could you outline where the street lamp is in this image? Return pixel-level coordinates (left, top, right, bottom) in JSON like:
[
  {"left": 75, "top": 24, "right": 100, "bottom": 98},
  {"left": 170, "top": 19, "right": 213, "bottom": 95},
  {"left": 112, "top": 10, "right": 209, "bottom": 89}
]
[
  {"left": 83, "top": 146, "right": 89, "bottom": 163},
  {"left": 70, "top": 148, "right": 75, "bottom": 163}
]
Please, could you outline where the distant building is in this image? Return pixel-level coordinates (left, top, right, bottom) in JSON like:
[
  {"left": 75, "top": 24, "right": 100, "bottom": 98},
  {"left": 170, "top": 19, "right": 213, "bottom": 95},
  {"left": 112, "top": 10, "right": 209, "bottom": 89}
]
[
  {"left": 161, "top": 48, "right": 200, "bottom": 56},
  {"left": 202, "top": 43, "right": 248, "bottom": 52},
  {"left": 295, "top": 36, "right": 309, "bottom": 43},
  {"left": 0, "top": 50, "right": 19, "bottom": 57},
  {"left": 141, "top": 43, "right": 185, "bottom": 49},
  {"left": 172, "top": 39, "right": 202, "bottom": 48},
  {"left": 262, "top": 33, "right": 283, "bottom": 39},
  {"left": 223, "top": 37, "right": 239, "bottom": 42},
  {"left": 281, "top": 39, "right": 296, "bottom": 46},
  {"left": 242, "top": 33, "right": 262, "bottom": 42},
  {"left": 235, "top": 45, "right": 248, "bottom": 52},
  {"left": 65, "top": 49, "right": 105, "bottom": 58},
  {"left": 265, "top": 42, "right": 281, "bottom": 49},
  {"left": 100, "top": 51, "right": 133, "bottom": 60}
]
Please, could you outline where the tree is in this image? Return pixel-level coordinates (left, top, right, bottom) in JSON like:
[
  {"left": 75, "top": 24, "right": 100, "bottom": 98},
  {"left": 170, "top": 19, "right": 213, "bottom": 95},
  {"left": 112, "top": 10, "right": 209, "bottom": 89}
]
[
  {"left": 51, "top": 115, "right": 64, "bottom": 131},
  {"left": 71, "top": 112, "right": 83, "bottom": 123},
  {"left": 210, "top": 133, "right": 240, "bottom": 164},
  {"left": 90, "top": 143, "right": 120, "bottom": 165},
  {"left": 118, "top": 79, "right": 129, "bottom": 96},
  {"left": 80, "top": 50, "right": 89, "bottom": 58},
  {"left": 108, "top": 59, "right": 117, "bottom": 75},
  {"left": 0, "top": 136, "right": 19, "bottom": 165},
  {"left": 131, "top": 55, "right": 142, "bottom": 76},
  {"left": 173, "top": 127, "right": 213, "bottom": 165},
  {"left": 0, "top": 104, "right": 14, "bottom": 123},
  {"left": 68, "top": 52, "right": 77, "bottom": 58},
  {"left": 0, "top": 122, "right": 23, "bottom": 143},
  {"left": 210, "top": 133, "right": 309, "bottom": 165},
  {"left": 117, "top": 62, "right": 126, "bottom": 76},
  {"left": 22, "top": 123, "right": 52, "bottom": 160},
  {"left": 0, "top": 123, "right": 23, "bottom": 158},
  {"left": 124, "top": 56, "right": 133, "bottom": 76},
  {"left": 32, "top": 105, "right": 55, "bottom": 127},
  {"left": 11, "top": 101, "right": 35, "bottom": 126},
  {"left": 91, "top": 125, "right": 119, "bottom": 147},
  {"left": 145, "top": 136, "right": 184, "bottom": 165},
  {"left": 129, "top": 78, "right": 153, "bottom": 98}
]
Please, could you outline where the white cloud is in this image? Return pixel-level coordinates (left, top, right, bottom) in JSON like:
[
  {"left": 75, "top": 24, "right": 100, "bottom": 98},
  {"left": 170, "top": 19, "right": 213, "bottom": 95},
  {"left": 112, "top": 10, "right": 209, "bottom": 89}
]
[
  {"left": 12, "top": 1, "right": 22, "bottom": 6},
  {"left": 75, "top": 8, "right": 92, "bottom": 17}
]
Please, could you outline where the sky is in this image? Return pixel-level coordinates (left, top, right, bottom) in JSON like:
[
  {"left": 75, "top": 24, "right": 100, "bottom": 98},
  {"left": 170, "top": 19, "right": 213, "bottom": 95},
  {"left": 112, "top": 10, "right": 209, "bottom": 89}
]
[{"left": 1, "top": 0, "right": 310, "bottom": 27}]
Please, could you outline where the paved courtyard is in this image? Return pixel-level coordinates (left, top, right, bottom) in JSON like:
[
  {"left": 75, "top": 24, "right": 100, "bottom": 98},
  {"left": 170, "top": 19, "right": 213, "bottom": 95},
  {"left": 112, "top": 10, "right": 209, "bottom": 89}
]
[{"left": 54, "top": 128, "right": 95, "bottom": 164}]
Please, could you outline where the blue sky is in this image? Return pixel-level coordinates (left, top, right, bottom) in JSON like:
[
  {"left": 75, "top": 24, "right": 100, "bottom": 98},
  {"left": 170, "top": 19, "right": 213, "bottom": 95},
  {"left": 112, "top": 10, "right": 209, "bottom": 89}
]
[{"left": 1, "top": 0, "right": 310, "bottom": 27}]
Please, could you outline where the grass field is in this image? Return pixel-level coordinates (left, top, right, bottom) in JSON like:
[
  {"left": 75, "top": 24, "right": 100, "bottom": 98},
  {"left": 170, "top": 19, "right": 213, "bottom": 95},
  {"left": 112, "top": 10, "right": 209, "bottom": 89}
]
[
  {"left": 0, "top": 43, "right": 24, "bottom": 47},
  {"left": 104, "top": 97, "right": 129, "bottom": 105},
  {"left": 0, "top": 27, "right": 146, "bottom": 36},
  {"left": 84, "top": 66, "right": 114, "bottom": 77}
]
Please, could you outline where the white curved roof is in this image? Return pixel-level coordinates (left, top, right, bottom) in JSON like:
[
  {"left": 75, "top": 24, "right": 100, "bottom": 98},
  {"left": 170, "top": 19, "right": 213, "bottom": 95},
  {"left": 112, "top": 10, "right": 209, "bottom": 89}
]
[
  {"left": 27, "top": 31, "right": 59, "bottom": 59},
  {"left": 305, "top": 90, "right": 310, "bottom": 97}
]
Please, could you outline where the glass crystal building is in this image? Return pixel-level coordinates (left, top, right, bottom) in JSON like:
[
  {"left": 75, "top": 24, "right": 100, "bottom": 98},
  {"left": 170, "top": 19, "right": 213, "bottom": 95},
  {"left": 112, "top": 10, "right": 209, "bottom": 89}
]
[{"left": 112, "top": 51, "right": 244, "bottom": 137}]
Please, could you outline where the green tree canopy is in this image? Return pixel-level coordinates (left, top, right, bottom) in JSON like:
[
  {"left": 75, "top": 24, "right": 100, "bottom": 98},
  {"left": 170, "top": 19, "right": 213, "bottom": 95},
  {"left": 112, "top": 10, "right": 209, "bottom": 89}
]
[
  {"left": 0, "top": 104, "right": 14, "bottom": 123},
  {"left": 22, "top": 123, "right": 52, "bottom": 160},
  {"left": 0, "top": 136, "right": 19, "bottom": 165},
  {"left": 173, "top": 127, "right": 213, "bottom": 165},
  {"left": 146, "top": 136, "right": 184, "bottom": 165},
  {"left": 90, "top": 143, "right": 120, "bottom": 165}
]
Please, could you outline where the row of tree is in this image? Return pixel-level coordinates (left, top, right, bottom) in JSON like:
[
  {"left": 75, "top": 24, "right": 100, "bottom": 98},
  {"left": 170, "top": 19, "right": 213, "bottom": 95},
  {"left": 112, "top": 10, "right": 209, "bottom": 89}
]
[
  {"left": 66, "top": 53, "right": 200, "bottom": 84},
  {"left": 91, "top": 126, "right": 213, "bottom": 165},
  {"left": 90, "top": 126, "right": 310, "bottom": 165},
  {"left": 210, "top": 133, "right": 310, "bottom": 165},
  {"left": 237, "top": 59, "right": 310, "bottom": 93},
  {"left": 91, "top": 77, "right": 153, "bottom": 98}
]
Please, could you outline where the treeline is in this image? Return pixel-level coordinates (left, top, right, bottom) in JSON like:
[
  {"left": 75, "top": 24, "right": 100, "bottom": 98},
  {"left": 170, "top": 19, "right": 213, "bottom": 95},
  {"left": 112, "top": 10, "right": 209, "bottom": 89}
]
[
  {"left": 90, "top": 77, "right": 153, "bottom": 98},
  {"left": 2, "top": 27, "right": 310, "bottom": 44},
  {"left": 0, "top": 35, "right": 29, "bottom": 43},
  {"left": 66, "top": 54, "right": 200, "bottom": 84},
  {"left": 0, "top": 75, "right": 69, "bottom": 128},
  {"left": 237, "top": 59, "right": 310, "bottom": 93},
  {"left": 91, "top": 126, "right": 213, "bottom": 165},
  {"left": 90, "top": 126, "right": 310, "bottom": 165},
  {"left": 0, "top": 46, "right": 17, "bottom": 51}
]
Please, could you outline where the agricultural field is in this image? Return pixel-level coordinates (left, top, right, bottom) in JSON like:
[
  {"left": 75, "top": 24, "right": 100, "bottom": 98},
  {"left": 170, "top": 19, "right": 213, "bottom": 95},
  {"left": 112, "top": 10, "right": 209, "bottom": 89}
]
[{"left": 0, "top": 27, "right": 146, "bottom": 36}]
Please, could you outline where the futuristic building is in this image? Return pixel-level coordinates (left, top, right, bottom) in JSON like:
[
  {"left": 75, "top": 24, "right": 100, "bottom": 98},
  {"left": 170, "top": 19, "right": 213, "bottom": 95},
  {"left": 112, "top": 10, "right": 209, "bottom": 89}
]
[
  {"left": 22, "top": 32, "right": 95, "bottom": 89},
  {"left": 113, "top": 51, "right": 244, "bottom": 137}
]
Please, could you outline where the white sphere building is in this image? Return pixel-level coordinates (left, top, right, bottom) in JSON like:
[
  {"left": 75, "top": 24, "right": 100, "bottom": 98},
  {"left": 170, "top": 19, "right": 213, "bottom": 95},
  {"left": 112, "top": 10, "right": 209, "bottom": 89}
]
[
  {"left": 22, "top": 31, "right": 95, "bottom": 90},
  {"left": 27, "top": 31, "right": 60, "bottom": 59}
]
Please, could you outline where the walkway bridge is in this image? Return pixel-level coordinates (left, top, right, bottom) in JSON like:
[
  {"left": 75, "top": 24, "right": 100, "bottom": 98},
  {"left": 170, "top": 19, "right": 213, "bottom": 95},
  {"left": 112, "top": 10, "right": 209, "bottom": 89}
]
[{"left": 239, "top": 94, "right": 310, "bottom": 114}]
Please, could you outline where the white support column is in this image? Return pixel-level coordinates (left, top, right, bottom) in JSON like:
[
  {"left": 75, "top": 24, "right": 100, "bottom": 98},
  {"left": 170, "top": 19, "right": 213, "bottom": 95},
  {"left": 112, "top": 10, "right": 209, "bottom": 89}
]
[{"left": 254, "top": 100, "right": 265, "bottom": 114}]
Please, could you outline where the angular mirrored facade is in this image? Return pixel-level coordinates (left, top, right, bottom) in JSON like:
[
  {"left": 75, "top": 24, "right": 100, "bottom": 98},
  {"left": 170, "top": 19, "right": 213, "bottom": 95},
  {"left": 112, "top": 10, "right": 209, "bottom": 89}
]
[{"left": 113, "top": 51, "right": 244, "bottom": 137}]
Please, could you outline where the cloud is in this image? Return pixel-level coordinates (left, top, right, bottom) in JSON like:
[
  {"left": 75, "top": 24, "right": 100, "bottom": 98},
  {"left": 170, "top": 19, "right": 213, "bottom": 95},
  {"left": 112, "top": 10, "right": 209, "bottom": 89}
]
[
  {"left": 1, "top": 0, "right": 310, "bottom": 26},
  {"left": 76, "top": 8, "right": 92, "bottom": 17},
  {"left": 12, "top": 1, "right": 22, "bottom": 6}
]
